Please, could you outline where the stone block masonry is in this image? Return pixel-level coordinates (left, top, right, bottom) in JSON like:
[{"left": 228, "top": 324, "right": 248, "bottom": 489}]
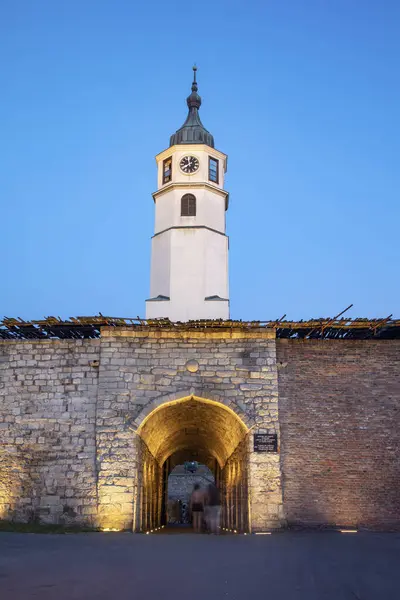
[
  {"left": 0, "top": 339, "right": 100, "bottom": 525},
  {"left": 96, "top": 327, "right": 282, "bottom": 532},
  {"left": 0, "top": 328, "right": 283, "bottom": 532},
  {"left": 1, "top": 331, "right": 399, "bottom": 532}
]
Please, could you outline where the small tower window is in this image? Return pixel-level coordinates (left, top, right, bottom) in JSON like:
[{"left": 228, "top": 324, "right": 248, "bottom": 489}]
[
  {"left": 163, "top": 157, "right": 172, "bottom": 184},
  {"left": 181, "top": 194, "right": 196, "bottom": 216},
  {"left": 209, "top": 157, "right": 219, "bottom": 184}
]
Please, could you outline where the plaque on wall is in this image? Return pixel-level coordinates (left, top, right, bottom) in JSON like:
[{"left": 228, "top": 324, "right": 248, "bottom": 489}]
[{"left": 254, "top": 433, "right": 278, "bottom": 453}]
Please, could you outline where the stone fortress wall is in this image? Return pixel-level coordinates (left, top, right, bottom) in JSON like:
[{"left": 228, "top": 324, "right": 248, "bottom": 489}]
[
  {"left": 0, "top": 331, "right": 399, "bottom": 531},
  {"left": 0, "top": 339, "right": 100, "bottom": 525}
]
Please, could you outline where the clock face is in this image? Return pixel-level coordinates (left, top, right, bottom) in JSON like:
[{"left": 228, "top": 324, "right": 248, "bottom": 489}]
[{"left": 180, "top": 155, "right": 199, "bottom": 174}]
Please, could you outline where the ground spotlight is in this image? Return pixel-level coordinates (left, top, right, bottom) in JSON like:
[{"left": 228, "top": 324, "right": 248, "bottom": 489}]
[{"left": 339, "top": 529, "right": 358, "bottom": 534}]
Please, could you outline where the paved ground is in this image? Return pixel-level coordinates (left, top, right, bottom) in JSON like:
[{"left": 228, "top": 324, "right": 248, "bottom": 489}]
[{"left": 0, "top": 530, "right": 399, "bottom": 599}]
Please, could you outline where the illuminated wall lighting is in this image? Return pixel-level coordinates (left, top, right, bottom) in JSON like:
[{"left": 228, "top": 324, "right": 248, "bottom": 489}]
[{"left": 339, "top": 529, "right": 358, "bottom": 533}]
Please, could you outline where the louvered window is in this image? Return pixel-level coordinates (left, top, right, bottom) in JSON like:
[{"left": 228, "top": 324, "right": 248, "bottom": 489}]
[{"left": 181, "top": 194, "right": 196, "bottom": 216}]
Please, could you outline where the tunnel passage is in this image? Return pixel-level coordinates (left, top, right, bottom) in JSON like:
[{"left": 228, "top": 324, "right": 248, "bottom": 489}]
[
  {"left": 167, "top": 463, "right": 215, "bottom": 525},
  {"left": 135, "top": 396, "right": 250, "bottom": 533}
]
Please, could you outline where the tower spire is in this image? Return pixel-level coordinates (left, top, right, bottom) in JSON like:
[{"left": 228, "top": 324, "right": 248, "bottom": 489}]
[
  {"left": 169, "top": 65, "right": 214, "bottom": 148},
  {"left": 192, "top": 64, "right": 197, "bottom": 90}
]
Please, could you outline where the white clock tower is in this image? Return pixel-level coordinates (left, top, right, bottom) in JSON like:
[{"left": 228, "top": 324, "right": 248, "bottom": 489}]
[{"left": 146, "top": 67, "right": 229, "bottom": 322}]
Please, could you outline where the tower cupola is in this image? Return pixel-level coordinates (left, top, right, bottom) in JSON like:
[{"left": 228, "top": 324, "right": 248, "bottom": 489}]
[{"left": 169, "top": 66, "right": 215, "bottom": 148}]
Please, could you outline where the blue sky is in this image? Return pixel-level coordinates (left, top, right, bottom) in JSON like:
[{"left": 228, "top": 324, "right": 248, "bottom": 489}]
[{"left": 1, "top": 0, "right": 399, "bottom": 321}]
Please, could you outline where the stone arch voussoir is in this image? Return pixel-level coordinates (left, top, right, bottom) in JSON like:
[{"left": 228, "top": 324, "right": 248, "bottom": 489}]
[{"left": 132, "top": 388, "right": 253, "bottom": 432}]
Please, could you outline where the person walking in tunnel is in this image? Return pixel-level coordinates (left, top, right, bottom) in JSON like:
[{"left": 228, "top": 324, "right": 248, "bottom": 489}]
[
  {"left": 190, "top": 483, "right": 204, "bottom": 533},
  {"left": 177, "top": 499, "right": 183, "bottom": 524},
  {"left": 205, "top": 483, "right": 221, "bottom": 534}
]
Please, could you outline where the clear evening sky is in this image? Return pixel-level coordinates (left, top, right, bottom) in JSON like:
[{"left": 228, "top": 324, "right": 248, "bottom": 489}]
[{"left": 1, "top": 1, "right": 399, "bottom": 322}]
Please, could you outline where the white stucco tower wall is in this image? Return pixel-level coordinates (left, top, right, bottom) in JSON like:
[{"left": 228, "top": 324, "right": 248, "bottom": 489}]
[{"left": 146, "top": 69, "right": 230, "bottom": 322}]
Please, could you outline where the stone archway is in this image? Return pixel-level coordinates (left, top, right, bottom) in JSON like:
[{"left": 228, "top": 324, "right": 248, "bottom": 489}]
[
  {"left": 130, "top": 388, "right": 254, "bottom": 433},
  {"left": 136, "top": 395, "right": 249, "bottom": 466},
  {"left": 134, "top": 395, "right": 250, "bottom": 533},
  {"left": 95, "top": 328, "right": 284, "bottom": 532}
]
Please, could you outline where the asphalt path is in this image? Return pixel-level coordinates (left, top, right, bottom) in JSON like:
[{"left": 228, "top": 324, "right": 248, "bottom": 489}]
[{"left": 0, "top": 531, "right": 399, "bottom": 599}]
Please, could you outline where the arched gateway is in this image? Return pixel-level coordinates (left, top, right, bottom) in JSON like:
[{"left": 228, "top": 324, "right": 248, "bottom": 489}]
[
  {"left": 95, "top": 325, "right": 284, "bottom": 533},
  {"left": 136, "top": 395, "right": 250, "bottom": 533}
]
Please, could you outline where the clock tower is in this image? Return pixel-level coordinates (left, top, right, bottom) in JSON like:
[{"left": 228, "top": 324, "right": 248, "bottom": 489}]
[{"left": 146, "top": 67, "right": 229, "bottom": 322}]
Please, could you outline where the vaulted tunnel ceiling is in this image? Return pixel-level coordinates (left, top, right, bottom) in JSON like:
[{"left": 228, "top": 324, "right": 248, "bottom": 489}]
[{"left": 138, "top": 396, "right": 248, "bottom": 467}]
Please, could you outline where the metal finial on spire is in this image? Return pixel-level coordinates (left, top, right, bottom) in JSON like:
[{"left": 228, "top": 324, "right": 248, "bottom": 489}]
[{"left": 192, "top": 65, "right": 198, "bottom": 91}]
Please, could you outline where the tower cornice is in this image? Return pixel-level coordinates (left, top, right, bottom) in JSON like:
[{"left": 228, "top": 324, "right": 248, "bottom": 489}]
[
  {"left": 156, "top": 144, "right": 227, "bottom": 169},
  {"left": 152, "top": 181, "right": 229, "bottom": 210}
]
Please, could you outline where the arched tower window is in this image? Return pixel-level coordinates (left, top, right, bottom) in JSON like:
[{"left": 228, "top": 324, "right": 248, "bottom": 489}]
[{"left": 181, "top": 194, "right": 196, "bottom": 217}]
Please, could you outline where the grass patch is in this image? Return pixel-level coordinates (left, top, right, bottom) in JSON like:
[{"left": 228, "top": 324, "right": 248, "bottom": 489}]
[{"left": 0, "top": 519, "right": 100, "bottom": 534}]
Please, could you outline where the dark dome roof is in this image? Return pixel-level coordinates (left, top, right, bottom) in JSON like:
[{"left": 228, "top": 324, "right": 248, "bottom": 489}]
[{"left": 169, "top": 67, "right": 214, "bottom": 148}]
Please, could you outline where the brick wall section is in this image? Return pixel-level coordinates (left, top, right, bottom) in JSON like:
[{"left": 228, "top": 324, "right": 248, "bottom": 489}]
[
  {"left": 277, "top": 340, "right": 400, "bottom": 529},
  {"left": 0, "top": 340, "right": 100, "bottom": 524}
]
